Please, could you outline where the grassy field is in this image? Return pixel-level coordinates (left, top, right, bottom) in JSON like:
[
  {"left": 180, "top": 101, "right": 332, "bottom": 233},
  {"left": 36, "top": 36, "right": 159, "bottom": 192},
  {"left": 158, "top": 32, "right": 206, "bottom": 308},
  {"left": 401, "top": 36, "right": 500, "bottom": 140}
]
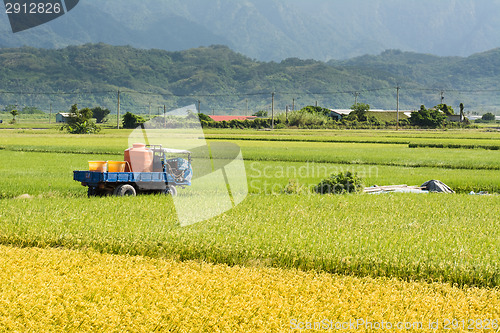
[{"left": 0, "top": 127, "right": 499, "bottom": 331}]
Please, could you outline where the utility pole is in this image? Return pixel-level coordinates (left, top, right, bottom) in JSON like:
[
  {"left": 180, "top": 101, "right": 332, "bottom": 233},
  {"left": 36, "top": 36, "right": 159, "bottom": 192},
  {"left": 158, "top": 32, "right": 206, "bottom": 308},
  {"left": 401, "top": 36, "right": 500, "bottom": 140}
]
[
  {"left": 49, "top": 103, "right": 52, "bottom": 124},
  {"left": 396, "top": 86, "right": 400, "bottom": 131},
  {"left": 292, "top": 98, "right": 295, "bottom": 112},
  {"left": 117, "top": 90, "right": 121, "bottom": 129},
  {"left": 286, "top": 105, "right": 289, "bottom": 124},
  {"left": 440, "top": 90, "right": 445, "bottom": 104},
  {"left": 271, "top": 92, "right": 275, "bottom": 130},
  {"left": 354, "top": 92, "right": 359, "bottom": 106}
]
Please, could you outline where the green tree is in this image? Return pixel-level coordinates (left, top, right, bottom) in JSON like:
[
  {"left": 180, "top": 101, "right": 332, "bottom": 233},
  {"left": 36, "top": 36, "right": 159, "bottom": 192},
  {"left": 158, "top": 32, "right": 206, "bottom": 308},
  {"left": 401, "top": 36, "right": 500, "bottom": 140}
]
[
  {"left": 482, "top": 112, "right": 496, "bottom": 121},
  {"left": 10, "top": 109, "right": 18, "bottom": 124},
  {"left": 91, "top": 107, "right": 111, "bottom": 123},
  {"left": 435, "top": 104, "right": 454, "bottom": 116},
  {"left": 197, "top": 113, "right": 214, "bottom": 122},
  {"left": 299, "top": 106, "right": 331, "bottom": 117},
  {"left": 349, "top": 103, "right": 370, "bottom": 121},
  {"left": 63, "top": 104, "right": 100, "bottom": 134},
  {"left": 409, "top": 105, "right": 447, "bottom": 128},
  {"left": 122, "top": 112, "right": 146, "bottom": 129},
  {"left": 253, "top": 110, "right": 268, "bottom": 117}
]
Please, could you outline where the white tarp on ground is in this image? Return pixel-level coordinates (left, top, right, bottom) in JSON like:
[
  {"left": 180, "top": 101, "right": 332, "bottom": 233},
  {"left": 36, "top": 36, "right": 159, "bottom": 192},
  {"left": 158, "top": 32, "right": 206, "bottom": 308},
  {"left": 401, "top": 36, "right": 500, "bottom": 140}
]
[{"left": 364, "top": 180, "right": 454, "bottom": 194}]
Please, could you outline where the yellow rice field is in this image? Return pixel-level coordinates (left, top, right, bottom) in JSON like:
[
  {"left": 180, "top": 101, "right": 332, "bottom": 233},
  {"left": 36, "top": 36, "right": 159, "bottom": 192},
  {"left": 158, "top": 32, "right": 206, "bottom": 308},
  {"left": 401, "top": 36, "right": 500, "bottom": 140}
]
[{"left": 0, "top": 245, "right": 499, "bottom": 332}]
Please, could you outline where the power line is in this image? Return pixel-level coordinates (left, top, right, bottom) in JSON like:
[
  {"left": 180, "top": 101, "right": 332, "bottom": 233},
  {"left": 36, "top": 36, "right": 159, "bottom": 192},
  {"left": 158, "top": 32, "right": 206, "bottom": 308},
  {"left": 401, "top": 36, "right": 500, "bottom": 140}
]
[{"left": 1, "top": 86, "right": 500, "bottom": 102}]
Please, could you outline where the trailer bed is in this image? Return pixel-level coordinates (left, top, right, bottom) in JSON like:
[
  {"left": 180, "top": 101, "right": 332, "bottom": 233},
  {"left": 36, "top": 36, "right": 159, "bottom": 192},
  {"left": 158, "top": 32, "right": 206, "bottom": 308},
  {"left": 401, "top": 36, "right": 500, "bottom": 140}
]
[{"left": 74, "top": 171, "right": 191, "bottom": 197}]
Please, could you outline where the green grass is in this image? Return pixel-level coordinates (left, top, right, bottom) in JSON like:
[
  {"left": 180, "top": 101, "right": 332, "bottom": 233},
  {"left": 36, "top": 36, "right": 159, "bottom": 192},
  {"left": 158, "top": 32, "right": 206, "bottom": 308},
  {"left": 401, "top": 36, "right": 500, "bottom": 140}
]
[
  {"left": 203, "top": 128, "right": 500, "bottom": 140},
  {"left": 246, "top": 161, "right": 500, "bottom": 194},
  {"left": 1, "top": 130, "right": 499, "bottom": 170},
  {"left": 233, "top": 141, "right": 500, "bottom": 170},
  {"left": 0, "top": 194, "right": 498, "bottom": 287},
  {"left": 0, "top": 150, "right": 120, "bottom": 198},
  {"left": 1, "top": 149, "right": 498, "bottom": 199}
]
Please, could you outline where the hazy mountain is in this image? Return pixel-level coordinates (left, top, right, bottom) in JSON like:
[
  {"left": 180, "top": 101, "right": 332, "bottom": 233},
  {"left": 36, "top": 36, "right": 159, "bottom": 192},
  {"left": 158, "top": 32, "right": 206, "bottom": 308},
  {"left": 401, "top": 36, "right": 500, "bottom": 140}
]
[{"left": 1, "top": 0, "right": 500, "bottom": 61}]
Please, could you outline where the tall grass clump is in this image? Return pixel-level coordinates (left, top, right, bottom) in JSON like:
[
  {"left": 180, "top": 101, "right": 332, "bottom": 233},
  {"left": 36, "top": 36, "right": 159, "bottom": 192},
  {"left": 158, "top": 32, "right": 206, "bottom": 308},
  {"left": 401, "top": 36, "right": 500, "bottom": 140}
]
[{"left": 277, "top": 111, "right": 332, "bottom": 128}]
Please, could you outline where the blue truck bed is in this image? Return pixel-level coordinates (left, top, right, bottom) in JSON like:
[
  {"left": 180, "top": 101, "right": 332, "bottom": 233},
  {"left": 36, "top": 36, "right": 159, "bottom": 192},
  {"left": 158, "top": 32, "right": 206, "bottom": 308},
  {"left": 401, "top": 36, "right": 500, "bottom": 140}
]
[{"left": 73, "top": 171, "right": 191, "bottom": 187}]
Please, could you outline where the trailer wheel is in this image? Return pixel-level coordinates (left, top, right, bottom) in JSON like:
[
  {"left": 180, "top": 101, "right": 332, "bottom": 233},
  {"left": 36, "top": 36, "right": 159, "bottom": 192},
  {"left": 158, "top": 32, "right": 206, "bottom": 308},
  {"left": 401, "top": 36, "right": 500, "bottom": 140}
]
[
  {"left": 113, "top": 184, "right": 137, "bottom": 197},
  {"left": 87, "top": 187, "right": 97, "bottom": 197},
  {"left": 164, "top": 185, "right": 177, "bottom": 196}
]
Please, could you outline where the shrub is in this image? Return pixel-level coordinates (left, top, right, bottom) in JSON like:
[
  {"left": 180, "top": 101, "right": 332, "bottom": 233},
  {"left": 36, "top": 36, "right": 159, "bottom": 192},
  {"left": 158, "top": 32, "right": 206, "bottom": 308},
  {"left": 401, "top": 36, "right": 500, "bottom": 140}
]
[
  {"left": 409, "top": 105, "right": 446, "bottom": 128},
  {"left": 62, "top": 104, "right": 100, "bottom": 134},
  {"left": 349, "top": 103, "right": 370, "bottom": 122},
  {"left": 279, "top": 110, "right": 330, "bottom": 128},
  {"left": 482, "top": 112, "right": 496, "bottom": 122},
  {"left": 298, "top": 105, "right": 332, "bottom": 117},
  {"left": 314, "top": 172, "right": 364, "bottom": 195},
  {"left": 66, "top": 120, "right": 101, "bottom": 134}
]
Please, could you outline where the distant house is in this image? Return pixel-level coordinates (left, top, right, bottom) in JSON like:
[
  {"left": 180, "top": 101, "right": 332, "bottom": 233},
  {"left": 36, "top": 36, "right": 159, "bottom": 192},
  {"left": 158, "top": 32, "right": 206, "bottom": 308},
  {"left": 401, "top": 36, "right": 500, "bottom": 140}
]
[
  {"left": 209, "top": 116, "right": 257, "bottom": 122},
  {"left": 56, "top": 112, "right": 73, "bottom": 123},
  {"left": 329, "top": 109, "right": 352, "bottom": 120},
  {"left": 446, "top": 114, "right": 464, "bottom": 122}
]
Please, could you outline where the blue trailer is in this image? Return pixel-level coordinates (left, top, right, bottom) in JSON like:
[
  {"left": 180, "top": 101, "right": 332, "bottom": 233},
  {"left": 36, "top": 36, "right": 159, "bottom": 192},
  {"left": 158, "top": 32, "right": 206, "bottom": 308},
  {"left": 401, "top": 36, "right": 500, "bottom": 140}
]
[{"left": 74, "top": 146, "right": 192, "bottom": 197}]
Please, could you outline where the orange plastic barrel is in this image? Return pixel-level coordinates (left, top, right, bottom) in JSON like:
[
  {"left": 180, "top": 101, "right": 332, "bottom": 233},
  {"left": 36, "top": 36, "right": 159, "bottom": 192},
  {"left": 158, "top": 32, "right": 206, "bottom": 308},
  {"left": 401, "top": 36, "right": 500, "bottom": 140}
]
[
  {"left": 124, "top": 143, "right": 153, "bottom": 172},
  {"left": 88, "top": 161, "right": 107, "bottom": 172},
  {"left": 107, "top": 161, "right": 126, "bottom": 172}
]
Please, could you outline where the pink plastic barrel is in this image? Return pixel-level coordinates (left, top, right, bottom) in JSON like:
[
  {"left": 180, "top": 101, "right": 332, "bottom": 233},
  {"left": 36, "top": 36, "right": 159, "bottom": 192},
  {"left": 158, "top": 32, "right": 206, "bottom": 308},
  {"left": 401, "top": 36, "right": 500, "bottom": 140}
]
[{"left": 124, "top": 143, "right": 153, "bottom": 172}]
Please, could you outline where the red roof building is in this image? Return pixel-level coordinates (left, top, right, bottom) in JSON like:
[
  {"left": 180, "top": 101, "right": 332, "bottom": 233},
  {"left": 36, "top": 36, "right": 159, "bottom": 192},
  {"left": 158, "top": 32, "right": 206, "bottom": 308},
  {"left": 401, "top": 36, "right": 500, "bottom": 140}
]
[{"left": 209, "top": 116, "right": 257, "bottom": 122}]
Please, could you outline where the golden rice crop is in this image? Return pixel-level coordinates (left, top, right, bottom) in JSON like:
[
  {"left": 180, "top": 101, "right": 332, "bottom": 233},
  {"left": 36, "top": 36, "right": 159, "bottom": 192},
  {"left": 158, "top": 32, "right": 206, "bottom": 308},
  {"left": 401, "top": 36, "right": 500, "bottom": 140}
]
[{"left": 0, "top": 245, "right": 499, "bottom": 332}]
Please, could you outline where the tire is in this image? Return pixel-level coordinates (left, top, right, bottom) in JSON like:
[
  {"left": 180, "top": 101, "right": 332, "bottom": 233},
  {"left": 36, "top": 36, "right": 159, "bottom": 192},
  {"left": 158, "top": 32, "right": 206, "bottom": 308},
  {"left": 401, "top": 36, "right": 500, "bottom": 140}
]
[
  {"left": 87, "top": 187, "right": 97, "bottom": 197},
  {"left": 164, "top": 185, "right": 177, "bottom": 197},
  {"left": 113, "top": 184, "right": 137, "bottom": 197}
]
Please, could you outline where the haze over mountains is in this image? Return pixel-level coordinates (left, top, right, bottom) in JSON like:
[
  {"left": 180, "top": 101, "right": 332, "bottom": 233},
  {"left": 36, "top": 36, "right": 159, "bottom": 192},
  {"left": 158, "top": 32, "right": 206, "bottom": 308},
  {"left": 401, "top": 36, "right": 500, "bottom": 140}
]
[{"left": 1, "top": 0, "right": 500, "bottom": 61}]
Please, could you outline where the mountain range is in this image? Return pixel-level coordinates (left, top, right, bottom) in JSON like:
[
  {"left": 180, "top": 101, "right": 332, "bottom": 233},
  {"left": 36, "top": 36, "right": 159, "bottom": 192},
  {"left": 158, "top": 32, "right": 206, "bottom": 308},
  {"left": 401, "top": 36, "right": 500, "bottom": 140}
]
[
  {"left": 1, "top": 44, "right": 500, "bottom": 114},
  {"left": 2, "top": 0, "right": 500, "bottom": 61}
]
